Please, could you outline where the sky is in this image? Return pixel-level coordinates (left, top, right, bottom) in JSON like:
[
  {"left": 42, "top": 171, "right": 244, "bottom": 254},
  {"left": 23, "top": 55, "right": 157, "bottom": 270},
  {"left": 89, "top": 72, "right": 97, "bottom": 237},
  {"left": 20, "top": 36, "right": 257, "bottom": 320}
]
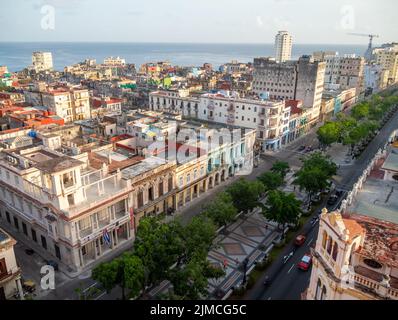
[{"left": 0, "top": 0, "right": 397, "bottom": 44}]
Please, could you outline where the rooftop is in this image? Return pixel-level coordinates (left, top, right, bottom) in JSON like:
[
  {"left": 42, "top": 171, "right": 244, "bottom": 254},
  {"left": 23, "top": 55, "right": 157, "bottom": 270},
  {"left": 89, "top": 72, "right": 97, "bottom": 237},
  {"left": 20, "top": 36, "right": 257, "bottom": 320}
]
[
  {"left": 382, "top": 150, "right": 398, "bottom": 172},
  {"left": 344, "top": 213, "right": 398, "bottom": 268},
  {"left": 34, "top": 156, "right": 84, "bottom": 173},
  {"left": 347, "top": 177, "right": 398, "bottom": 225},
  {"left": 121, "top": 156, "right": 168, "bottom": 180}
]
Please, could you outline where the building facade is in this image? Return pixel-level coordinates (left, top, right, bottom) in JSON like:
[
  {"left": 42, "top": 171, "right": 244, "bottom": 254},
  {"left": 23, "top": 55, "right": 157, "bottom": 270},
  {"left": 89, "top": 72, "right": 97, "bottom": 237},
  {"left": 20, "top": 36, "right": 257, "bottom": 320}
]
[
  {"left": 321, "top": 54, "right": 365, "bottom": 97},
  {"left": 0, "top": 228, "right": 23, "bottom": 300},
  {"left": 252, "top": 56, "right": 326, "bottom": 124}
]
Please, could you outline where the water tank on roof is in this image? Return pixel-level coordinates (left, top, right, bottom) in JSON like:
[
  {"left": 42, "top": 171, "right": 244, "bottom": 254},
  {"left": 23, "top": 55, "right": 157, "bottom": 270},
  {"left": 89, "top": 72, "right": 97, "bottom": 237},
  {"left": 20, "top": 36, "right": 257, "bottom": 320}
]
[{"left": 28, "top": 130, "right": 37, "bottom": 138}]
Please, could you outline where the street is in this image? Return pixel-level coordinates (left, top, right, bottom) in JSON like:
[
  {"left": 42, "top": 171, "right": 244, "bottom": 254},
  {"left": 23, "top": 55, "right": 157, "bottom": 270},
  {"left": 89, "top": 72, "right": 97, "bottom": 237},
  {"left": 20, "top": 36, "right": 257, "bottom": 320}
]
[{"left": 244, "top": 104, "right": 398, "bottom": 300}]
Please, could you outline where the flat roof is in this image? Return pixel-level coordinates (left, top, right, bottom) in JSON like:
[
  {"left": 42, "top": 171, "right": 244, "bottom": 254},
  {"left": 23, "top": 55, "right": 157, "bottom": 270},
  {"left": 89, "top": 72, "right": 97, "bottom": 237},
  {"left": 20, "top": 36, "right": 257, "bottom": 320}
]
[
  {"left": 35, "top": 156, "right": 84, "bottom": 173},
  {"left": 382, "top": 151, "right": 398, "bottom": 172},
  {"left": 121, "top": 157, "right": 167, "bottom": 180},
  {"left": 347, "top": 177, "right": 398, "bottom": 224}
]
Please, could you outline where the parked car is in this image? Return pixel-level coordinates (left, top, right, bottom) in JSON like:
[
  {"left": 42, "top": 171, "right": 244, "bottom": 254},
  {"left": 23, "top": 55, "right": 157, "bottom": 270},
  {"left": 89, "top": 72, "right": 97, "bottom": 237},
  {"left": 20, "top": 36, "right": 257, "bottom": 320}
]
[
  {"left": 295, "top": 235, "right": 306, "bottom": 247},
  {"left": 297, "top": 254, "right": 312, "bottom": 271}
]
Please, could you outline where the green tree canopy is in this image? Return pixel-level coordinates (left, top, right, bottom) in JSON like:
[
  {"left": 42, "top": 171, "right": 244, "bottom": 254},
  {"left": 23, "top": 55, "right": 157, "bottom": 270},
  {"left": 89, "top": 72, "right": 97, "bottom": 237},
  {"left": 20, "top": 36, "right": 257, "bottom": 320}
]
[
  {"left": 270, "top": 161, "right": 290, "bottom": 178},
  {"left": 204, "top": 192, "right": 237, "bottom": 228},
  {"left": 225, "top": 178, "right": 265, "bottom": 214},
  {"left": 317, "top": 121, "right": 341, "bottom": 147},
  {"left": 257, "top": 171, "right": 284, "bottom": 192},
  {"left": 301, "top": 151, "right": 337, "bottom": 177},
  {"left": 262, "top": 190, "right": 302, "bottom": 229}
]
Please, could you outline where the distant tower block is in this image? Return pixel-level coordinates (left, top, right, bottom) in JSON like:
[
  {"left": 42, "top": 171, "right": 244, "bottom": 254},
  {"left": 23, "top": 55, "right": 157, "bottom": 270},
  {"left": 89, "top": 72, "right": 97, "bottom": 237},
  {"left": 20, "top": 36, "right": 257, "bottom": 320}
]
[{"left": 275, "top": 31, "right": 293, "bottom": 63}]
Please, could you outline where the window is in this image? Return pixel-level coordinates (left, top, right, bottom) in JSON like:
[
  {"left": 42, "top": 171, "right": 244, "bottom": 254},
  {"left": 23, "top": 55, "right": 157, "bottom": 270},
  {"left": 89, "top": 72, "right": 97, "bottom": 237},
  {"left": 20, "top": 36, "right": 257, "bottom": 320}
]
[
  {"left": 148, "top": 187, "right": 154, "bottom": 201},
  {"left": 332, "top": 243, "right": 338, "bottom": 261},
  {"left": 55, "top": 244, "right": 61, "bottom": 260},
  {"left": 186, "top": 174, "right": 191, "bottom": 184},
  {"left": 158, "top": 181, "right": 164, "bottom": 196},
  {"left": 31, "top": 229, "right": 37, "bottom": 242},
  {"left": 13, "top": 217, "right": 19, "bottom": 230},
  {"left": 41, "top": 235, "right": 47, "bottom": 250},
  {"left": 6, "top": 211, "right": 11, "bottom": 224},
  {"left": 22, "top": 222, "right": 28, "bottom": 236},
  {"left": 179, "top": 176, "right": 183, "bottom": 187},
  {"left": 0, "top": 258, "right": 7, "bottom": 278}
]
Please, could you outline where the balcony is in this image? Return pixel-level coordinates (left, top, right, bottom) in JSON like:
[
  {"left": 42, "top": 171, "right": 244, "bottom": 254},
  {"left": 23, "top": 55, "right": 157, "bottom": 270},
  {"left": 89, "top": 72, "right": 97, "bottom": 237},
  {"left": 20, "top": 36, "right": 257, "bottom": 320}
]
[
  {"left": 207, "top": 114, "right": 214, "bottom": 121},
  {"left": 258, "top": 112, "right": 267, "bottom": 118},
  {"left": 227, "top": 116, "right": 235, "bottom": 124}
]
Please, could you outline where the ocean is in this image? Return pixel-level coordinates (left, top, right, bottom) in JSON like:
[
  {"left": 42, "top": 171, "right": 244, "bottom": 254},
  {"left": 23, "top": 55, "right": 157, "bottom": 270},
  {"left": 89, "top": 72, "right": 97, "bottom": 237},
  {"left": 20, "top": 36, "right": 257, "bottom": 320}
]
[{"left": 0, "top": 42, "right": 368, "bottom": 72}]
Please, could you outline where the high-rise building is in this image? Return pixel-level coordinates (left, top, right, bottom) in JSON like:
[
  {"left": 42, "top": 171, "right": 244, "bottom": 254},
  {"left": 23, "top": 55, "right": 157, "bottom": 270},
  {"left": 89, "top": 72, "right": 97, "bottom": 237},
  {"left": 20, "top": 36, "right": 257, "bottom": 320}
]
[
  {"left": 32, "top": 52, "right": 53, "bottom": 72},
  {"left": 275, "top": 31, "right": 293, "bottom": 63},
  {"left": 252, "top": 56, "right": 326, "bottom": 123}
]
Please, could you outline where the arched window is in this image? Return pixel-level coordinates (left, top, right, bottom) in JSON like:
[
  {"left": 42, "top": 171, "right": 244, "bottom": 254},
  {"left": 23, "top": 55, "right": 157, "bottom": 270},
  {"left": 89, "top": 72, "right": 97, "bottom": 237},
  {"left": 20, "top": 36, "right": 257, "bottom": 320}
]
[
  {"left": 322, "top": 231, "right": 328, "bottom": 249},
  {"left": 315, "top": 279, "right": 322, "bottom": 300},
  {"left": 320, "top": 285, "right": 327, "bottom": 300},
  {"left": 327, "top": 237, "right": 333, "bottom": 254},
  {"left": 332, "top": 242, "right": 338, "bottom": 261}
]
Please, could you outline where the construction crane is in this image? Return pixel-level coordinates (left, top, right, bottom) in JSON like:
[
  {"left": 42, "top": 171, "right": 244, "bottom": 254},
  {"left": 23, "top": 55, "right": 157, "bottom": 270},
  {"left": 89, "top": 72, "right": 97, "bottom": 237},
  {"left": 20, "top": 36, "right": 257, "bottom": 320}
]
[{"left": 347, "top": 33, "right": 380, "bottom": 61}]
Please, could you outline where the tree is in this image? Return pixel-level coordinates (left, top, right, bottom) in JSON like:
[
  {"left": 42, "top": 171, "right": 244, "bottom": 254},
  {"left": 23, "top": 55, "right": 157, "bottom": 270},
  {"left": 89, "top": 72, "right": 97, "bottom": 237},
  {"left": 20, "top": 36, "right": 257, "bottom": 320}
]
[
  {"left": 294, "top": 152, "right": 337, "bottom": 207},
  {"left": 225, "top": 178, "right": 265, "bottom": 214},
  {"left": 204, "top": 192, "right": 237, "bottom": 228},
  {"left": 351, "top": 102, "right": 369, "bottom": 120},
  {"left": 257, "top": 171, "right": 284, "bottom": 192},
  {"left": 317, "top": 122, "right": 341, "bottom": 148},
  {"left": 123, "top": 254, "right": 145, "bottom": 299},
  {"left": 169, "top": 258, "right": 224, "bottom": 300},
  {"left": 301, "top": 151, "right": 337, "bottom": 177},
  {"left": 133, "top": 217, "right": 183, "bottom": 292},
  {"left": 180, "top": 216, "right": 217, "bottom": 264},
  {"left": 270, "top": 161, "right": 290, "bottom": 178},
  {"left": 262, "top": 190, "right": 302, "bottom": 230},
  {"left": 92, "top": 253, "right": 144, "bottom": 300},
  {"left": 293, "top": 166, "right": 330, "bottom": 206}
]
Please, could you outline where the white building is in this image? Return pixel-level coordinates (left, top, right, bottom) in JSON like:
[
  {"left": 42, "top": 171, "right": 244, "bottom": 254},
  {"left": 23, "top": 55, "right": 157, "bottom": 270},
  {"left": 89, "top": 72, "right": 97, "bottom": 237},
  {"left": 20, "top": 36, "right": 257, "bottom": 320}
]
[
  {"left": 103, "top": 57, "right": 126, "bottom": 66},
  {"left": 149, "top": 89, "right": 199, "bottom": 118},
  {"left": 372, "top": 44, "right": 398, "bottom": 85},
  {"left": 32, "top": 52, "right": 53, "bottom": 72},
  {"left": 275, "top": 31, "right": 293, "bottom": 63},
  {"left": 0, "top": 228, "right": 24, "bottom": 300},
  {"left": 24, "top": 86, "right": 91, "bottom": 123}
]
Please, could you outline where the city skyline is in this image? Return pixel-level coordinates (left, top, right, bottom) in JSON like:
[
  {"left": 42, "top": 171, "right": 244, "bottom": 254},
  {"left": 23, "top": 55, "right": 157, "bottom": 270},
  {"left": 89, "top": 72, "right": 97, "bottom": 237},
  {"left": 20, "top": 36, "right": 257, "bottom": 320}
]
[{"left": 1, "top": 0, "right": 397, "bottom": 44}]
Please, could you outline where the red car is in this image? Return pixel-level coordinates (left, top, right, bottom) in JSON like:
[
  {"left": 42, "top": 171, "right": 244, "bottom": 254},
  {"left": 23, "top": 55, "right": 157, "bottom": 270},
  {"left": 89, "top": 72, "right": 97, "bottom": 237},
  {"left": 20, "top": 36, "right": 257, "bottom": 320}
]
[
  {"left": 298, "top": 254, "right": 312, "bottom": 271},
  {"left": 295, "top": 235, "right": 306, "bottom": 247}
]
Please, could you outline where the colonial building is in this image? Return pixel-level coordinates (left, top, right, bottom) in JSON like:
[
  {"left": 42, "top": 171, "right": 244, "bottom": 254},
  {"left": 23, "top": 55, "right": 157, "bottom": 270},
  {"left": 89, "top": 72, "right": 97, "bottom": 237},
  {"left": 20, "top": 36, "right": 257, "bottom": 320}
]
[
  {"left": 0, "top": 228, "right": 24, "bottom": 300},
  {"left": 32, "top": 52, "right": 53, "bottom": 73},
  {"left": 306, "top": 146, "right": 398, "bottom": 300}
]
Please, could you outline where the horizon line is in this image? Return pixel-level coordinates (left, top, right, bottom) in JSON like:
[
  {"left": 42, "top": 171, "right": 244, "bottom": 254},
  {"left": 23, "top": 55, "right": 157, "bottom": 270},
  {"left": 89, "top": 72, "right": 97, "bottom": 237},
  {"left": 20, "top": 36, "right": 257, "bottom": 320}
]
[{"left": 0, "top": 41, "right": 371, "bottom": 46}]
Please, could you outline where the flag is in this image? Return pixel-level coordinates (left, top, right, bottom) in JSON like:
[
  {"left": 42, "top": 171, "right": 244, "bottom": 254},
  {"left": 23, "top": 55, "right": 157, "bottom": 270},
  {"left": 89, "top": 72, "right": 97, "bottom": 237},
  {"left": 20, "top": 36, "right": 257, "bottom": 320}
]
[
  {"left": 130, "top": 207, "right": 135, "bottom": 230},
  {"left": 103, "top": 228, "right": 111, "bottom": 246}
]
